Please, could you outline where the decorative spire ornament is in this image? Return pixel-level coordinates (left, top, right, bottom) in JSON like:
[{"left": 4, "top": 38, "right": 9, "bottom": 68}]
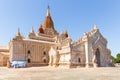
[
  {"left": 30, "top": 27, "right": 35, "bottom": 33},
  {"left": 17, "top": 27, "right": 21, "bottom": 36},
  {"left": 47, "top": 5, "right": 50, "bottom": 16},
  {"left": 93, "top": 24, "right": 97, "bottom": 30}
]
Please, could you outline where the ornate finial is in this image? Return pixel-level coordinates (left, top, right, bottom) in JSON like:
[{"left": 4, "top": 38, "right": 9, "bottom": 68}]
[
  {"left": 40, "top": 23, "right": 43, "bottom": 28},
  {"left": 64, "top": 30, "right": 67, "bottom": 34},
  {"left": 63, "top": 30, "right": 68, "bottom": 37},
  {"left": 30, "top": 27, "right": 34, "bottom": 33},
  {"left": 18, "top": 27, "right": 20, "bottom": 32},
  {"left": 17, "top": 27, "right": 21, "bottom": 36},
  {"left": 93, "top": 24, "right": 97, "bottom": 30},
  {"left": 48, "top": 5, "right": 50, "bottom": 10},
  {"left": 47, "top": 5, "right": 50, "bottom": 16},
  {"left": 62, "top": 30, "right": 65, "bottom": 34},
  {"left": 84, "top": 32, "right": 87, "bottom": 36},
  {"left": 62, "top": 30, "right": 67, "bottom": 34}
]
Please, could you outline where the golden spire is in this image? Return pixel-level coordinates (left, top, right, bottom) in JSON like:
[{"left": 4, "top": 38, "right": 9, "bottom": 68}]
[
  {"left": 44, "top": 5, "right": 54, "bottom": 29},
  {"left": 47, "top": 5, "right": 50, "bottom": 16}
]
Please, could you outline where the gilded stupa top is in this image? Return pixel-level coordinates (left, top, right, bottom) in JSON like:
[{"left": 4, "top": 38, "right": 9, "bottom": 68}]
[{"left": 44, "top": 6, "right": 54, "bottom": 29}]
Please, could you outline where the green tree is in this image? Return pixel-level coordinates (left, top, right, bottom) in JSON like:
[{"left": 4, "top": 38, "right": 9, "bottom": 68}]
[
  {"left": 111, "top": 53, "right": 120, "bottom": 63},
  {"left": 110, "top": 55, "right": 116, "bottom": 63},
  {"left": 116, "top": 53, "right": 120, "bottom": 63}
]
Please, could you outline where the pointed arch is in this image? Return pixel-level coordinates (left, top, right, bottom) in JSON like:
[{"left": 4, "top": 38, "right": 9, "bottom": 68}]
[
  {"left": 95, "top": 48, "right": 101, "bottom": 67},
  {"left": 27, "top": 58, "right": 31, "bottom": 63},
  {"left": 78, "top": 57, "right": 81, "bottom": 63}
]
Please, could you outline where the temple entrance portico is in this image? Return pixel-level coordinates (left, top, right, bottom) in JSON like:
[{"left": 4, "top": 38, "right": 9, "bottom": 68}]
[{"left": 95, "top": 48, "right": 101, "bottom": 67}]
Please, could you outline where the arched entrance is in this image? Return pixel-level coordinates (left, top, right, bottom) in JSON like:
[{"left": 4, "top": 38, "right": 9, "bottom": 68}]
[
  {"left": 43, "top": 59, "right": 47, "bottom": 63},
  {"left": 78, "top": 57, "right": 81, "bottom": 63},
  {"left": 27, "top": 58, "right": 31, "bottom": 63},
  {"left": 95, "top": 48, "right": 101, "bottom": 67}
]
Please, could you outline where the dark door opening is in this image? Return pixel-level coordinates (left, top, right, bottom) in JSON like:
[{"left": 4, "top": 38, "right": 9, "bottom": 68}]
[
  {"left": 28, "top": 50, "right": 30, "bottom": 54},
  {"left": 27, "top": 59, "right": 31, "bottom": 63},
  {"left": 43, "top": 59, "right": 47, "bottom": 63},
  {"left": 78, "top": 58, "right": 81, "bottom": 63},
  {"left": 95, "top": 48, "right": 101, "bottom": 67},
  {"left": 43, "top": 51, "right": 46, "bottom": 56}
]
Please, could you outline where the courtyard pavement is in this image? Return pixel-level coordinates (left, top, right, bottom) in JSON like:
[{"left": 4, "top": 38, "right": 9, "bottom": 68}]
[{"left": 0, "top": 67, "right": 120, "bottom": 80}]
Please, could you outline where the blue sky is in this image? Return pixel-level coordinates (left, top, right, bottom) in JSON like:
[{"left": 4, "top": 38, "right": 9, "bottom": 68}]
[{"left": 0, "top": 0, "right": 120, "bottom": 57}]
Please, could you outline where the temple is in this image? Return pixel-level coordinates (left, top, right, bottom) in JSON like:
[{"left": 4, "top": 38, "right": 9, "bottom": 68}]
[{"left": 0, "top": 6, "right": 113, "bottom": 68}]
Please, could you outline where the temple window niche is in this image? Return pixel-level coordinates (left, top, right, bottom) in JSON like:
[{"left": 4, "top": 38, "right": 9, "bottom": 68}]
[
  {"left": 57, "top": 46, "right": 58, "bottom": 50},
  {"left": 43, "top": 51, "right": 46, "bottom": 56},
  {"left": 78, "top": 57, "right": 81, "bottom": 63},
  {"left": 43, "top": 59, "right": 47, "bottom": 63},
  {"left": 43, "top": 51, "right": 47, "bottom": 63},
  {"left": 28, "top": 50, "right": 30, "bottom": 54},
  {"left": 27, "top": 58, "right": 31, "bottom": 63}
]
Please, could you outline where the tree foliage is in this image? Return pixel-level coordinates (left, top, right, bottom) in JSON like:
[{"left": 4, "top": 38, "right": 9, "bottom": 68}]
[
  {"left": 111, "top": 53, "right": 120, "bottom": 63},
  {"left": 116, "top": 53, "right": 120, "bottom": 63},
  {"left": 111, "top": 55, "right": 116, "bottom": 63}
]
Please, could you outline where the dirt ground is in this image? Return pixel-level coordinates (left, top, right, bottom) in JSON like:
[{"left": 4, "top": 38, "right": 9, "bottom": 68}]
[{"left": 0, "top": 67, "right": 120, "bottom": 80}]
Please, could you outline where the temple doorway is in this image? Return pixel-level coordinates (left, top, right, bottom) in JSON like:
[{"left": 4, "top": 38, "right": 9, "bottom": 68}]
[
  {"left": 78, "top": 57, "right": 81, "bottom": 63},
  {"left": 27, "top": 58, "right": 31, "bottom": 63},
  {"left": 95, "top": 48, "right": 101, "bottom": 67},
  {"left": 43, "top": 59, "right": 47, "bottom": 63}
]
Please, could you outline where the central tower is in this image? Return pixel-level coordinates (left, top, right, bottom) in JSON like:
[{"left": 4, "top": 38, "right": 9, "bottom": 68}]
[
  {"left": 44, "top": 6, "right": 54, "bottom": 29},
  {"left": 38, "top": 6, "right": 58, "bottom": 36}
]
